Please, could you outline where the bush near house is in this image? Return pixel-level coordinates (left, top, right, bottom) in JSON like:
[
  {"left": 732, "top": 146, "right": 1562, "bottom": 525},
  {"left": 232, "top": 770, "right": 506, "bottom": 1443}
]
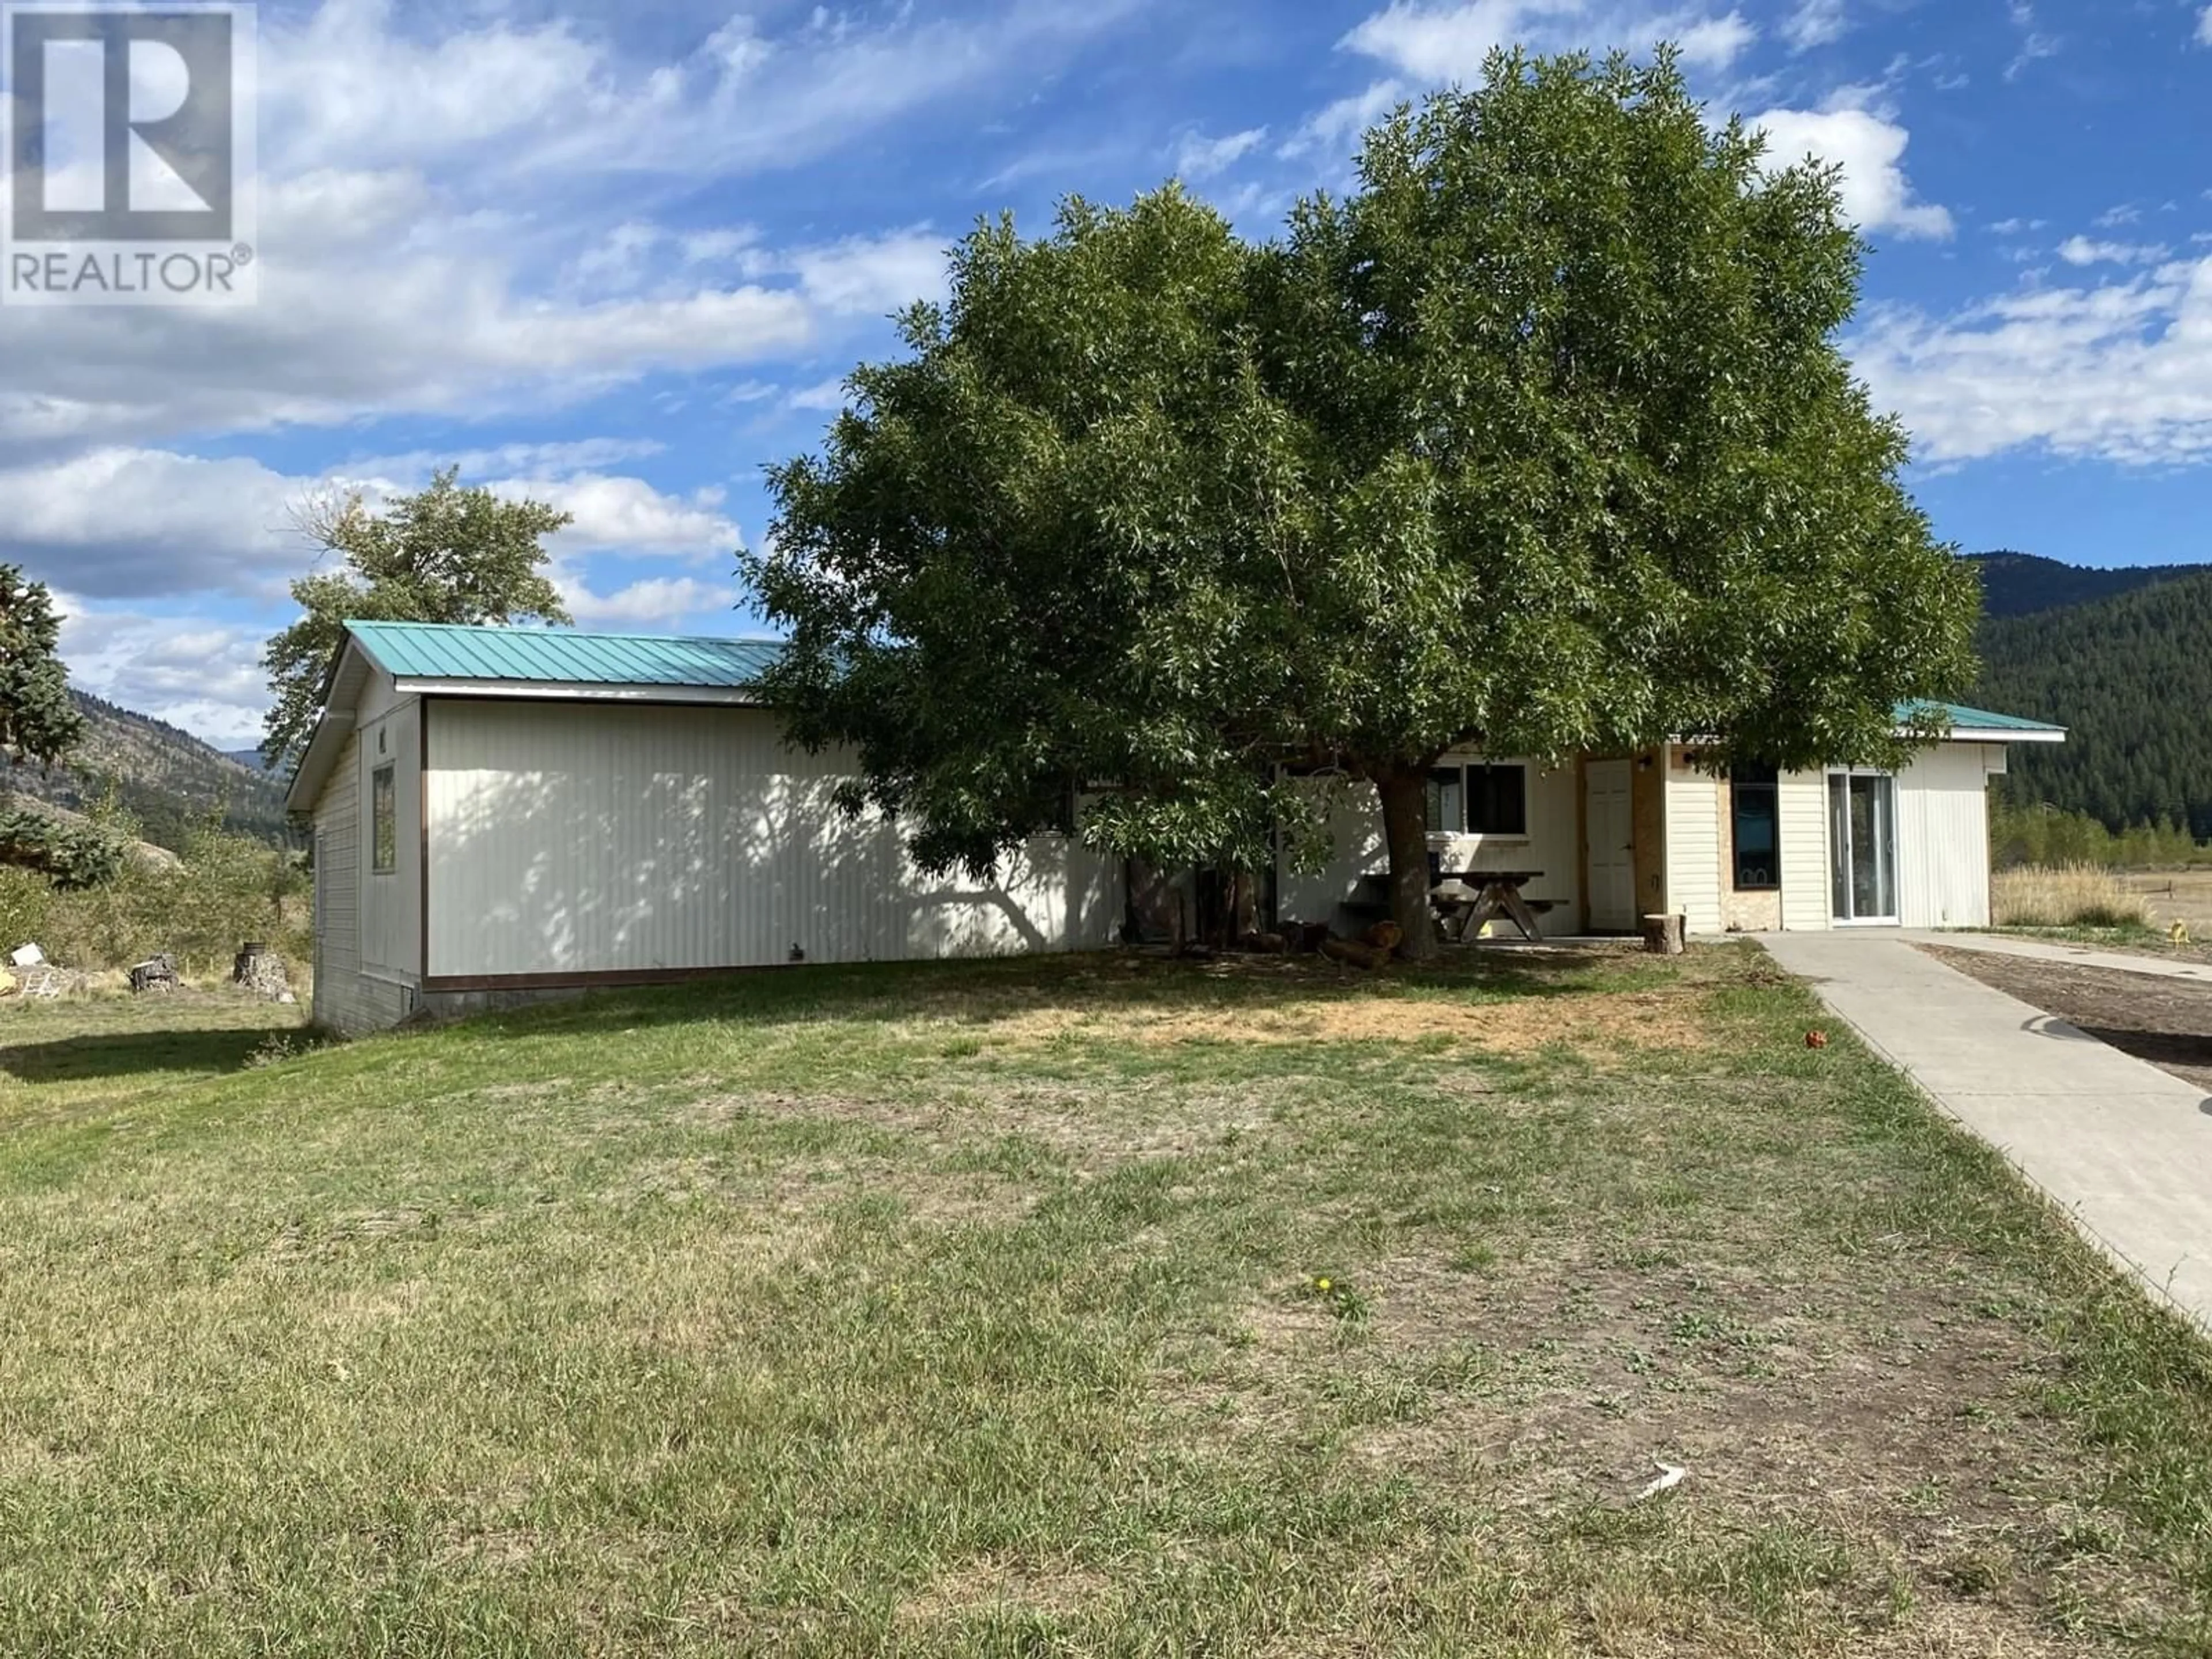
[
  {"left": 0, "top": 817, "right": 308, "bottom": 976},
  {"left": 1990, "top": 800, "right": 2212, "bottom": 871}
]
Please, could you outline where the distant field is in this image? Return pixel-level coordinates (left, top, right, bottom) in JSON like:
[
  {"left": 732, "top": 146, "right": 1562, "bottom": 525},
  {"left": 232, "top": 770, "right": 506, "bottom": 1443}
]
[
  {"left": 2123, "top": 870, "right": 2212, "bottom": 937},
  {"left": 1, "top": 950, "right": 2211, "bottom": 1653}
]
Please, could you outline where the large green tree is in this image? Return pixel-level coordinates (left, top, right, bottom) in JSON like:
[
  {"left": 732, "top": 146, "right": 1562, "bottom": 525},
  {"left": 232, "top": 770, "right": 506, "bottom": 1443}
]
[
  {"left": 748, "top": 50, "right": 1979, "bottom": 957},
  {"left": 261, "top": 468, "right": 574, "bottom": 770}
]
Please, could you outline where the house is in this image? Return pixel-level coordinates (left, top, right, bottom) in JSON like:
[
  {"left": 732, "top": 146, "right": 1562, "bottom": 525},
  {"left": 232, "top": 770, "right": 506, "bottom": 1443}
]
[
  {"left": 283, "top": 622, "right": 1124, "bottom": 1034},
  {"left": 1282, "top": 709, "right": 2066, "bottom": 941},
  {"left": 286, "top": 621, "right": 2065, "bottom": 1033}
]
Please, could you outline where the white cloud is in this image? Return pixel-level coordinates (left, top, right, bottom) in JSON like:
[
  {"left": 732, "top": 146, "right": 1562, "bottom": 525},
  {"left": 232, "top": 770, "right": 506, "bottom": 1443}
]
[
  {"left": 781, "top": 229, "right": 950, "bottom": 318},
  {"left": 262, "top": 0, "right": 1141, "bottom": 186},
  {"left": 0, "top": 448, "right": 744, "bottom": 600},
  {"left": 0, "top": 450, "right": 308, "bottom": 599},
  {"left": 1750, "top": 103, "right": 1953, "bottom": 239},
  {"left": 1781, "top": 0, "right": 1847, "bottom": 52},
  {"left": 0, "top": 173, "right": 817, "bottom": 455},
  {"left": 2005, "top": 0, "right": 2060, "bottom": 79},
  {"left": 55, "top": 601, "right": 272, "bottom": 748},
  {"left": 1342, "top": 0, "right": 1756, "bottom": 78},
  {"left": 2196, "top": 4, "right": 2212, "bottom": 47},
  {"left": 2056, "top": 236, "right": 2171, "bottom": 266},
  {"left": 787, "top": 377, "right": 853, "bottom": 414},
  {"left": 558, "top": 576, "right": 731, "bottom": 632},
  {"left": 0, "top": 0, "right": 1137, "bottom": 463},
  {"left": 1281, "top": 79, "right": 1411, "bottom": 159},
  {"left": 1988, "top": 217, "right": 2046, "bottom": 236},
  {"left": 1175, "top": 127, "right": 1269, "bottom": 180},
  {"left": 2094, "top": 203, "right": 2142, "bottom": 228},
  {"left": 516, "top": 475, "right": 741, "bottom": 561},
  {"left": 1294, "top": 0, "right": 1755, "bottom": 160},
  {"left": 1852, "top": 255, "right": 2212, "bottom": 465}
]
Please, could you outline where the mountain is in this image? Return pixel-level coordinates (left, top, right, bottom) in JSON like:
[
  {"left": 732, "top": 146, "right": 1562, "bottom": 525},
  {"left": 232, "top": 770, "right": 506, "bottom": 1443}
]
[
  {"left": 224, "top": 748, "right": 268, "bottom": 773},
  {"left": 0, "top": 692, "right": 291, "bottom": 852},
  {"left": 1967, "top": 550, "right": 2204, "bottom": 620},
  {"left": 1971, "top": 560, "right": 2212, "bottom": 840}
]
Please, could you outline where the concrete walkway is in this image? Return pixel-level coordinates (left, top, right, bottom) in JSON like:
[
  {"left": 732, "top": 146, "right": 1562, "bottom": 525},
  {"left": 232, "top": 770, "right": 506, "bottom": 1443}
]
[
  {"left": 1897, "top": 929, "right": 2212, "bottom": 986},
  {"left": 1760, "top": 930, "right": 2212, "bottom": 1331}
]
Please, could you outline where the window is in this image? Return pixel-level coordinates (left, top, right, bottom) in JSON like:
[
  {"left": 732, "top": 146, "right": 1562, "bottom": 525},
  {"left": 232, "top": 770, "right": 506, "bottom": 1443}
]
[
  {"left": 1467, "top": 764, "right": 1528, "bottom": 836},
  {"left": 1730, "top": 762, "right": 1779, "bottom": 890},
  {"left": 1425, "top": 768, "right": 1464, "bottom": 835},
  {"left": 1425, "top": 762, "right": 1528, "bottom": 836},
  {"left": 372, "top": 764, "right": 397, "bottom": 874}
]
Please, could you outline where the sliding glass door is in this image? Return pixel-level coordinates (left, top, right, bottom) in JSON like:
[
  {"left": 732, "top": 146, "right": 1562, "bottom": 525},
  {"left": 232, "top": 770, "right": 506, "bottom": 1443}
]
[{"left": 1828, "top": 772, "right": 1899, "bottom": 925}]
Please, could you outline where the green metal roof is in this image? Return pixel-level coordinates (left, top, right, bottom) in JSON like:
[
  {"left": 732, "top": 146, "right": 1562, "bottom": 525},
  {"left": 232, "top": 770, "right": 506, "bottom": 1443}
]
[
  {"left": 344, "top": 621, "right": 786, "bottom": 689},
  {"left": 1899, "top": 699, "right": 2067, "bottom": 736}
]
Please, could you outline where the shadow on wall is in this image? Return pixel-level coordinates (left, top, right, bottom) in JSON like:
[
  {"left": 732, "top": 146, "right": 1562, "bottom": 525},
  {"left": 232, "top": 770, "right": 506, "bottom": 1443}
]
[{"left": 427, "top": 710, "right": 1123, "bottom": 978}]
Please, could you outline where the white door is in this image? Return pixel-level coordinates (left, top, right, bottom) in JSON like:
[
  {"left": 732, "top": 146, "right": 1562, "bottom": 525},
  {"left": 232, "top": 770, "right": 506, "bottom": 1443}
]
[
  {"left": 1828, "top": 771, "right": 1900, "bottom": 924},
  {"left": 1586, "top": 760, "right": 1635, "bottom": 931}
]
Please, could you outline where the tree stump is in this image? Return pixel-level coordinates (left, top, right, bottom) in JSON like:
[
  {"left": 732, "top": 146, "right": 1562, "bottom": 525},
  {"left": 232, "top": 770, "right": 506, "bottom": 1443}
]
[
  {"left": 232, "top": 943, "right": 292, "bottom": 1001},
  {"left": 130, "top": 955, "right": 179, "bottom": 995},
  {"left": 1641, "top": 914, "right": 1686, "bottom": 956}
]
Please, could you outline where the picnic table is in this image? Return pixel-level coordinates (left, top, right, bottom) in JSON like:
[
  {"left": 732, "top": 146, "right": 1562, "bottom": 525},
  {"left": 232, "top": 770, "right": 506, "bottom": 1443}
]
[{"left": 1431, "top": 869, "right": 1547, "bottom": 944}]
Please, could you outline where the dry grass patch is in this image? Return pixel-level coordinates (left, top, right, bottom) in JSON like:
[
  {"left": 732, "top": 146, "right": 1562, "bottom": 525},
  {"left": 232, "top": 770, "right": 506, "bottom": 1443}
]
[
  {"left": 1993, "top": 864, "right": 2155, "bottom": 929},
  {"left": 976, "top": 983, "right": 1716, "bottom": 1058},
  {"left": 2, "top": 944, "right": 2210, "bottom": 1654}
]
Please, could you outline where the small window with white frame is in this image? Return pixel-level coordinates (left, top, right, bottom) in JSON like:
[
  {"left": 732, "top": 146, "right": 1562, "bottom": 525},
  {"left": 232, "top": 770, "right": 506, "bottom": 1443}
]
[
  {"left": 1425, "top": 761, "right": 1529, "bottom": 836},
  {"left": 372, "top": 764, "right": 397, "bottom": 875}
]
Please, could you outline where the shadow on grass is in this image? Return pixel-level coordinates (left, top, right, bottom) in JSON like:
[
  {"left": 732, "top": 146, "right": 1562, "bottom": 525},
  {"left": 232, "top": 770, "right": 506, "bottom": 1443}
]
[
  {"left": 459, "top": 941, "right": 1680, "bottom": 1044},
  {"left": 0, "top": 1025, "right": 297, "bottom": 1085}
]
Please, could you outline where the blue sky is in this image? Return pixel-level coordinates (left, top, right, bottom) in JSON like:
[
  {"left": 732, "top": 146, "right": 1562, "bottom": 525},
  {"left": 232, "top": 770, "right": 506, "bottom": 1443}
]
[{"left": 3, "top": 0, "right": 2210, "bottom": 746}]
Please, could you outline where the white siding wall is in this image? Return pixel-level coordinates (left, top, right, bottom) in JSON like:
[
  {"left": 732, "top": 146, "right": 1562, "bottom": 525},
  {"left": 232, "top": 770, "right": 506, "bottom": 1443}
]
[
  {"left": 1777, "top": 770, "right": 1831, "bottom": 933},
  {"left": 1668, "top": 745, "right": 1994, "bottom": 935},
  {"left": 1275, "top": 759, "right": 1584, "bottom": 937},
  {"left": 357, "top": 699, "right": 422, "bottom": 981},
  {"left": 424, "top": 700, "right": 1124, "bottom": 978},
  {"left": 1896, "top": 741, "right": 1995, "bottom": 929},
  {"left": 310, "top": 730, "right": 414, "bottom": 1034},
  {"left": 1664, "top": 755, "right": 1725, "bottom": 935},
  {"left": 1277, "top": 780, "right": 1385, "bottom": 930}
]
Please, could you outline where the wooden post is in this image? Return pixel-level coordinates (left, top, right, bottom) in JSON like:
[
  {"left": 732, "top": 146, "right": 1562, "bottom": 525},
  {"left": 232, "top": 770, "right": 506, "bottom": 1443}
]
[{"left": 1641, "top": 913, "right": 1685, "bottom": 956}]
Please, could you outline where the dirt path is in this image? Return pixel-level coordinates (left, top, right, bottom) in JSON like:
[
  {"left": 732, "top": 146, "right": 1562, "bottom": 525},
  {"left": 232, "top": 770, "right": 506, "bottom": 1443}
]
[{"left": 1919, "top": 944, "right": 2212, "bottom": 1093}]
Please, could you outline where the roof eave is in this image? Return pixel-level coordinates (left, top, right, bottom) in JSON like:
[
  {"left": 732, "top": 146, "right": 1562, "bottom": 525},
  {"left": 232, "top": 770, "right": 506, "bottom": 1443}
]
[
  {"left": 282, "top": 634, "right": 376, "bottom": 813},
  {"left": 1942, "top": 727, "right": 2067, "bottom": 744},
  {"left": 389, "top": 677, "right": 767, "bottom": 706}
]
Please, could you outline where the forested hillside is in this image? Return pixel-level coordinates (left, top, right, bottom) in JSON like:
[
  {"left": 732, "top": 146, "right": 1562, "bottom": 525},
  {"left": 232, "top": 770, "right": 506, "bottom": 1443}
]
[
  {"left": 0, "top": 692, "right": 290, "bottom": 851},
  {"left": 1973, "top": 568, "right": 2212, "bottom": 839},
  {"left": 1967, "top": 551, "right": 2203, "bottom": 620}
]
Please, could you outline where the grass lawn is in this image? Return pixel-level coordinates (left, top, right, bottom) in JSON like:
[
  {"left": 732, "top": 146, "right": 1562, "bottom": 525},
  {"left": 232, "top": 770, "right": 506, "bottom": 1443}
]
[{"left": 1, "top": 946, "right": 2210, "bottom": 1655}]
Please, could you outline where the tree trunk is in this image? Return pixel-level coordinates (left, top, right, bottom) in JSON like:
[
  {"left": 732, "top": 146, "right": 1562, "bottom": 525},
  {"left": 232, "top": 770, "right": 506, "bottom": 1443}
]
[{"left": 1375, "top": 768, "right": 1438, "bottom": 963}]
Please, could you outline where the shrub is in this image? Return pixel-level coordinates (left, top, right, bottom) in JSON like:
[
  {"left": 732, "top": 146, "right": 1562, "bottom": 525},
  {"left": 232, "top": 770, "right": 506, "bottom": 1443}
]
[
  {"left": 1990, "top": 864, "right": 2154, "bottom": 930},
  {"left": 0, "top": 817, "right": 306, "bottom": 977}
]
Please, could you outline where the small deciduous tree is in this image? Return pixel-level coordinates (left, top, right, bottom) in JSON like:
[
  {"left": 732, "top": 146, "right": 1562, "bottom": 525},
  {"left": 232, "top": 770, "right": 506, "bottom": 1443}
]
[
  {"left": 260, "top": 468, "right": 574, "bottom": 770},
  {"left": 748, "top": 50, "right": 1980, "bottom": 958}
]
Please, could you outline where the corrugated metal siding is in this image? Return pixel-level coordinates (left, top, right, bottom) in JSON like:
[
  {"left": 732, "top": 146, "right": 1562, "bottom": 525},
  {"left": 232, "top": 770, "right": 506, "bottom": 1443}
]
[
  {"left": 425, "top": 702, "right": 1124, "bottom": 976},
  {"left": 1778, "top": 770, "right": 1831, "bottom": 932},
  {"left": 1896, "top": 743, "right": 1994, "bottom": 929},
  {"left": 1664, "top": 755, "right": 1725, "bottom": 935},
  {"left": 309, "top": 733, "right": 417, "bottom": 1034},
  {"left": 357, "top": 699, "right": 422, "bottom": 982},
  {"left": 1274, "top": 759, "right": 1583, "bottom": 937}
]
